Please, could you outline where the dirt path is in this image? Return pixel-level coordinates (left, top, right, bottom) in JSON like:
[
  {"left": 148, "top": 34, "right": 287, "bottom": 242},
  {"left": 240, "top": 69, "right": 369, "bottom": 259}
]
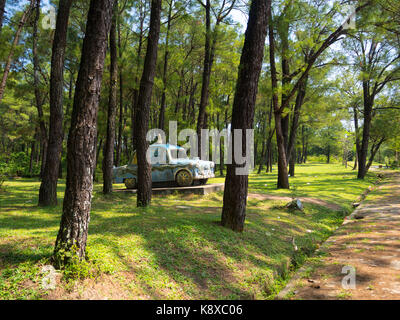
[{"left": 278, "top": 172, "right": 400, "bottom": 300}]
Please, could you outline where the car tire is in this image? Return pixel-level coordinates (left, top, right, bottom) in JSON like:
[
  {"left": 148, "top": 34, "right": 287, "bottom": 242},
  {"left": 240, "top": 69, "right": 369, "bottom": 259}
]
[
  {"left": 124, "top": 178, "right": 137, "bottom": 189},
  {"left": 176, "top": 170, "right": 193, "bottom": 187}
]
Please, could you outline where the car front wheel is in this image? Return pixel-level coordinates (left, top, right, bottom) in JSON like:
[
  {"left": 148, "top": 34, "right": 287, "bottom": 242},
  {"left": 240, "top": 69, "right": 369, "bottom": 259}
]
[{"left": 176, "top": 170, "right": 193, "bottom": 187}]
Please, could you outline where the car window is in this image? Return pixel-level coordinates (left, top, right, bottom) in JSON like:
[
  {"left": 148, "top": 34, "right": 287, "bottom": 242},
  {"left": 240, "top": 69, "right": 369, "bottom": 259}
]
[
  {"left": 149, "top": 146, "right": 167, "bottom": 164},
  {"left": 169, "top": 148, "right": 188, "bottom": 160}
]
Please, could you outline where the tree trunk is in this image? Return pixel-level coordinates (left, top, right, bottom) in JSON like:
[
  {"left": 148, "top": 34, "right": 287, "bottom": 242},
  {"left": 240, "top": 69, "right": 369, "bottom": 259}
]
[
  {"left": 221, "top": 0, "right": 270, "bottom": 232},
  {"left": 268, "top": 7, "right": 289, "bottom": 189},
  {"left": 275, "top": 111, "right": 289, "bottom": 188},
  {"left": 131, "top": 2, "right": 146, "bottom": 154},
  {"left": 32, "top": 0, "right": 48, "bottom": 180},
  {"left": 352, "top": 104, "right": 360, "bottom": 170},
  {"left": 158, "top": 0, "right": 173, "bottom": 131},
  {"left": 0, "top": 0, "right": 5, "bottom": 35},
  {"left": 327, "top": 144, "right": 330, "bottom": 164},
  {"left": 102, "top": 5, "right": 118, "bottom": 194},
  {"left": 39, "top": 0, "right": 73, "bottom": 206},
  {"left": 287, "top": 77, "right": 308, "bottom": 177},
  {"left": 116, "top": 12, "right": 124, "bottom": 167},
  {"left": 358, "top": 95, "right": 373, "bottom": 179},
  {"left": 54, "top": 0, "right": 115, "bottom": 265},
  {"left": 196, "top": 0, "right": 220, "bottom": 155},
  {"left": 0, "top": 0, "right": 34, "bottom": 103},
  {"left": 135, "top": 0, "right": 162, "bottom": 207},
  {"left": 366, "top": 138, "right": 385, "bottom": 173}
]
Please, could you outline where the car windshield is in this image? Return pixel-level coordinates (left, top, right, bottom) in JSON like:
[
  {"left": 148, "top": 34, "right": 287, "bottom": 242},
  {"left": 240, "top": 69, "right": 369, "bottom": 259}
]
[{"left": 169, "top": 147, "right": 188, "bottom": 160}]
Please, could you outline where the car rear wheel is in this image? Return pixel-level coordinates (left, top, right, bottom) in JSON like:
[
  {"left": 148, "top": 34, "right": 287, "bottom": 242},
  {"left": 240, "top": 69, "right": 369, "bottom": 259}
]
[
  {"left": 124, "top": 178, "right": 137, "bottom": 189},
  {"left": 176, "top": 170, "right": 193, "bottom": 187}
]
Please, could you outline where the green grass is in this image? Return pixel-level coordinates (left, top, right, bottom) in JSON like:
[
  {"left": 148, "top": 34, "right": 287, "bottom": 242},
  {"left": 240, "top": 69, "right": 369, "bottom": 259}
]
[{"left": 0, "top": 163, "right": 379, "bottom": 300}]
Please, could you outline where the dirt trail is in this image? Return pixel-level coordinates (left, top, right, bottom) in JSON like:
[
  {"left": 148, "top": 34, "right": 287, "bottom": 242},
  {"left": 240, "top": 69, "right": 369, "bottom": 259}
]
[{"left": 278, "top": 172, "right": 400, "bottom": 300}]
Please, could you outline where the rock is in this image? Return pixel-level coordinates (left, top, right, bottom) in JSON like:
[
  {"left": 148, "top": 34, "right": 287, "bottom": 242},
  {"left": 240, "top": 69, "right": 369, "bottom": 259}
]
[
  {"left": 40, "top": 265, "right": 58, "bottom": 290},
  {"left": 352, "top": 202, "right": 360, "bottom": 208},
  {"left": 354, "top": 213, "right": 364, "bottom": 220},
  {"left": 286, "top": 199, "right": 304, "bottom": 211}
]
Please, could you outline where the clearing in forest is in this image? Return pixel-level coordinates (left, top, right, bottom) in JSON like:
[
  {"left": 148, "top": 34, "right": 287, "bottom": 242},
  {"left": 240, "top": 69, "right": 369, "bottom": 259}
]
[{"left": 0, "top": 164, "right": 381, "bottom": 299}]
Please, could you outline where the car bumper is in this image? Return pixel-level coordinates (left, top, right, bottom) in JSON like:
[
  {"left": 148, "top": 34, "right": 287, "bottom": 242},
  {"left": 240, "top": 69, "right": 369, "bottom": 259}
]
[{"left": 193, "top": 171, "right": 215, "bottom": 180}]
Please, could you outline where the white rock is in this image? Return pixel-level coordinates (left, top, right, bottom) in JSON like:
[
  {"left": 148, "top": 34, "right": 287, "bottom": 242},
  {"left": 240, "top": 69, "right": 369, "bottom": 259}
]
[{"left": 41, "top": 265, "right": 58, "bottom": 290}]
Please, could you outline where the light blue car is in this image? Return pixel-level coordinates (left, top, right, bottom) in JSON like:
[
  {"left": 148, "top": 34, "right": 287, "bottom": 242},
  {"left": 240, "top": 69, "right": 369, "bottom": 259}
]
[{"left": 113, "top": 143, "right": 215, "bottom": 189}]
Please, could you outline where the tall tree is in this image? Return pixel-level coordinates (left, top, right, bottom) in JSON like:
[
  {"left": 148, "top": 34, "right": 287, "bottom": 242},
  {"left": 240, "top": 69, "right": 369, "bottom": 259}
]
[
  {"left": 0, "top": 0, "right": 35, "bottom": 103},
  {"left": 32, "top": 0, "right": 48, "bottom": 179},
  {"left": 345, "top": 34, "right": 400, "bottom": 179},
  {"left": 0, "top": 0, "right": 5, "bottom": 35},
  {"left": 221, "top": 0, "right": 270, "bottom": 232},
  {"left": 268, "top": 1, "right": 372, "bottom": 189},
  {"left": 158, "top": 0, "right": 174, "bottom": 131},
  {"left": 54, "top": 0, "right": 115, "bottom": 265},
  {"left": 39, "top": 0, "right": 73, "bottom": 206},
  {"left": 196, "top": 0, "right": 236, "bottom": 155},
  {"left": 102, "top": 2, "right": 118, "bottom": 194},
  {"left": 135, "top": 0, "right": 162, "bottom": 207}
]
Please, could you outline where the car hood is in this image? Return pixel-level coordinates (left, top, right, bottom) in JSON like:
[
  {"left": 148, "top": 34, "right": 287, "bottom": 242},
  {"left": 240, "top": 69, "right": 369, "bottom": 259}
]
[{"left": 171, "top": 158, "right": 214, "bottom": 168}]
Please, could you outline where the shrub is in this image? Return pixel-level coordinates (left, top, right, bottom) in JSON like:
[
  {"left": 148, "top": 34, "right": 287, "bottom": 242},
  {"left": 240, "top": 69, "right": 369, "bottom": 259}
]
[{"left": 0, "top": 152, "right": 40, "bottom": 177}]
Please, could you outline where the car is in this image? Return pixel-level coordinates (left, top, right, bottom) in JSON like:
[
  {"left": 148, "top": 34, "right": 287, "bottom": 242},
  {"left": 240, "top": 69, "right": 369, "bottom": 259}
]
[{"left": 113, "top": 143, "right": 215, "bottom": 189}]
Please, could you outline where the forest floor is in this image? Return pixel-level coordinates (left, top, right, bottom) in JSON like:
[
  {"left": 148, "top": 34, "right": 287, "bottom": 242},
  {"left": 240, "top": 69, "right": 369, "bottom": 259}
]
[
  {"left": 278, "top": 170, "right": 400, "bottom": 300},
  {"left": 0, "top": 163, "right": 387, "bottom": 300}
]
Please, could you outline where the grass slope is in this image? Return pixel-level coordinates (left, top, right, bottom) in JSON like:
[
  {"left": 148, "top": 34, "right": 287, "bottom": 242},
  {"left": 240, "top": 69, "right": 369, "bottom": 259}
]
[{"left": 0, "top": 164, "right": 378, "bottom": 299}]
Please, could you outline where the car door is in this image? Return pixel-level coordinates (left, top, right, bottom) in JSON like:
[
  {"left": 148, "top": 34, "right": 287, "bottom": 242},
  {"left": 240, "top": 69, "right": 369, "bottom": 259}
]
[{"left": 150, "top": 146, "right": 171, "bottom": 182}]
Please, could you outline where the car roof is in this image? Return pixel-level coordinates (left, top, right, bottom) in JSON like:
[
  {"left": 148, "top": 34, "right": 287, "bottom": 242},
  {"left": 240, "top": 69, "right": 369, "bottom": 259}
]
[{"left": 150, "top": 143, "right": 185, "bottom": 150}]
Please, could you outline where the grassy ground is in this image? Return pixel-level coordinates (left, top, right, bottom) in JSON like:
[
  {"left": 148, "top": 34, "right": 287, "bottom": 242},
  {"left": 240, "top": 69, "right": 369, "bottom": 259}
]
[{"left": 0, "top": 163, "right": 380, "bottom": 300}]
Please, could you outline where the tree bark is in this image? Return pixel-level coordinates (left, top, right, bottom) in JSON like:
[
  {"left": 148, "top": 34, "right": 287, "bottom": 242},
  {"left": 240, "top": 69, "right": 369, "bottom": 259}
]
[
  {"left": 116, "top": 9, "right": 124, "bottom": 167},
  {"left": 358, "top": 92, "right": 373, "bottom": 179},
  {"left": 54, "top": 0, "right": 115, "bottom": 265},
  {"left": 366, "top": 138, "right": 385, "bottom": 173},
  {"left": 268, "top": 7, "right": 289, "bottom": 189},
  {"left": 221, "top": 0, "right": 270, "bottom": 232},
  {"left": 158, "top": 0, "right": 173, "bottom": 131},
  {"left": 0, "top": 0, "right": 34, "bottom": 103},
  {"left": 102, "top": 4, "right": 118, "bottom": 194},
  {"left": 287, "top": 77, "right": 308, "bottom": 177},
  {"left": 39, "top": 0, "right": 73, "bottom": 206},
  {"left": 0, "top": 0, "right": 5, "bottom": 35},
  {"left": 352, "top": 104, "right": 359, "bottom": 170},
  {"left": 31, "top": 0, "right": 48, "bottom": 180},
  {"left": 135, "top": 0, "right": 162, "bottom": 207},
  {"left": 131, "top": 1, "right": 147, "bottom": 153}
]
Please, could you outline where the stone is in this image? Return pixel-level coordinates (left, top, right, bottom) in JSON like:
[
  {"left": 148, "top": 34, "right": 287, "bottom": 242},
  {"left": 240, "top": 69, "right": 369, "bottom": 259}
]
[
  {"left": 352, "top": 203, "right": 360, "bottom": 208},
  {"left": 286, "top": 199, "right": 304, "bottom": 211},
  {"left": 40, "top": 265, "right": 58, "bottom": 290}
]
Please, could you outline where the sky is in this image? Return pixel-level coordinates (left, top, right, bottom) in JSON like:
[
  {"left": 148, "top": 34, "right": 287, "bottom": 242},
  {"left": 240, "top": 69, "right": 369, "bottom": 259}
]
[{"left": 229, "top": 8, "right": 248, "bottom": 34}]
